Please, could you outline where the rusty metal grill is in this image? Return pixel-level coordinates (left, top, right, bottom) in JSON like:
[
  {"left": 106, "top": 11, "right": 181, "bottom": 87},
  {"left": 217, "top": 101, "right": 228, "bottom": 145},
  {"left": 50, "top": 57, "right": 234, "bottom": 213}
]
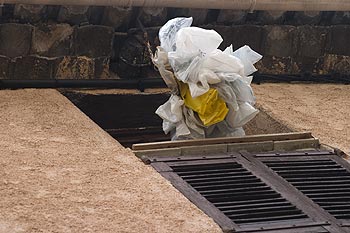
[
  {"left": 170, "top": 161, "right": 308, "bottom": 224},
  {"left": 265, "top": 158, "right": 350, "bottom": 220}
]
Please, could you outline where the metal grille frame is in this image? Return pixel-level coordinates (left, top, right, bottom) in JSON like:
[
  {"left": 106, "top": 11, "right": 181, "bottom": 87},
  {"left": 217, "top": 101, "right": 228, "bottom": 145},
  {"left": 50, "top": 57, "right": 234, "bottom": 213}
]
[{"left": 149, "top": 151, "right": 349, "bottom": 233}]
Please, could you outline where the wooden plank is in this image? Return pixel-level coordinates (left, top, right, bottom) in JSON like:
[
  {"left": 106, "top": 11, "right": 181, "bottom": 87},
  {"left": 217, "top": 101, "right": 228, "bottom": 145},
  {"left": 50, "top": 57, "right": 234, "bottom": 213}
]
[
  {"left": 132, "top": 132, "right": 313, "bottom": 151},
  {"left": 146, "top": 153, "right": 237, "bottom": 163},
  {"left": 159, "top": 171, "right": 239, "bottom": 233},
  {"left": 133, "top": 147, "right": 181, "bottom": 159},
  {"left": 273, "top": 138, "right": 320, "bottom": 151},
  {"left": 227, "top": 141, "right": 274, "bottom": 153},
  {"left": 165, "top": 158, "right": 237, "bottom": 167},
  {"left": 180, "top": 144, "right": 228, "bottom": 156}
]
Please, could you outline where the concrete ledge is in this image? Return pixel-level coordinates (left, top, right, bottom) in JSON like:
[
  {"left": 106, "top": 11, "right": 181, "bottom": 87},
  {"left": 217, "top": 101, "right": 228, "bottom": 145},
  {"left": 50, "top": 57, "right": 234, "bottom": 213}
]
[
  {"left": 274, "top": 138, "right": 320, "bottom": 151},
  {"left": 134, "top": 147, "right": 181, "bottom": 158},
  {"left": 181, "top": 144, "right": 228, "bottom": 156},
  {"left": 227, "top": 141, "right": 274, "bottom": 153}
]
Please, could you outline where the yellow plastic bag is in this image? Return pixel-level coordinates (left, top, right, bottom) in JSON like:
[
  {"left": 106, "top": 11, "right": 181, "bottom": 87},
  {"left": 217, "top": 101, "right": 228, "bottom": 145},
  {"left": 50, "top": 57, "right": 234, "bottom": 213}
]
[{"left": 179, "top": 81, "right": 229, "bottom": 126}]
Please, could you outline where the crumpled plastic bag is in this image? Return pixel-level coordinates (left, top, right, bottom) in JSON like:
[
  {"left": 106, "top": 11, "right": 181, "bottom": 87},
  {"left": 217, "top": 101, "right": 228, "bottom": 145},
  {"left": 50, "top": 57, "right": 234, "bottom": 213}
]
[
  {"left": 224, "top": 45, "right": 263, "bottom": 76},
  {"left": 155, "top": 18, "right": 262, "bottom": 140},
  {"left": 169, "top": 27, "right": 223, "bottom": 60},
  {"left": 179, "top": 81, "right": 229, "bottom": 127},
  {"left": 159, "top": 17, "right": 193, "bottom": 53},
  {"left": 153, "top": 46, "right": 179, "bottom": 94},
  {"left": 155, "top": 95, "right": 190, "bottom": 139}
]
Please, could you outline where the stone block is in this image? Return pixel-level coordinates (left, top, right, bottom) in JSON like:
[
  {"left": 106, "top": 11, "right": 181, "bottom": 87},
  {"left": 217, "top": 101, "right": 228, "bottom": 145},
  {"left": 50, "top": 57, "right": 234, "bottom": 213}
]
[
  {"left": 296, "top": 25, "right": 328, "bottom": 58},
  {"left": 231, "top": 25, "right": 264, "bottom": 53},
  {"left": 0, "top": 23, "right": 33, "bottom": 58},
  {"left": 0, "top": 56, "right": 10, "bottom": 79},
  {"left": 57, "top": 5, "right": 89, "bottom": 25},
  {"left": 11, "top": 56, "right": 53, "bottom": 80},
  {"left": 295, "top": 57, "right": 324, "bottom": 75},
  {"left": 217, "top": 10, "right": 246, "bottom": 25},
  {"left": 327, "top": 25, "right": 350, "bottom": 56},
  {"left": 213, "top": 25, "right": 263, "bottom": 52},
  {"left": 87, "top": 6, "right": 105, "bottom": 25},
  {"left": 53, "top": 56, "right": 110, "bottom": 79},
  {"left": 74, "top": 25, "right": 114, "bottom": 57},
  {"left": 331, "top": 12, "right": 350, "bottom": 25},
  {"left": 291, "top": 11, "right": 321, "bottom": 25},
  {"left": 53, "top": 56, "right": 94, "bottom": 79},
  {"left": 263, "top": 25, "right": 297, "bottom": 57},
  {"left": 139, "top": 7, "right": 167, "bottom": 27},
  {"left": 14, "top": 4, "right": 47, "bottom": 23},
  {"left": 255, "top": 11, "right": 285, "bottom": 25},
  {"left": 31, "top": 24, "right": 73, "bottom": 57},
  {"left": 94, "top": 57, "right": 110, "bottom": 79},
  {"left": 117, "top": 31, "right": 153, "bottom": 78},
  {"left": 323, "top": 54, "right": 350, "bottom": 75},
  {"left": 101, "top": 6, "right": 132, "bottom": 31},
  {"left": 255, "top": 56, "right": 299, "bottom": 75}
]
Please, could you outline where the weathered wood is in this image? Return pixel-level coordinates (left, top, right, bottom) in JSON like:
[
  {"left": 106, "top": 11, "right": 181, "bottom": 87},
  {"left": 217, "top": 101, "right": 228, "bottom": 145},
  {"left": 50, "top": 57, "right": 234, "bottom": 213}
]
[
  {"left": 145, "top": 153, "right": 237, "bottom": 163},
  {"left": 227, "top": 141, "right": 274, "bottom": 153},
  {"left": 273, "top": 138, "right": 320, "bottom": 151},
  {"left": 134, "top": 147, "right": 181, "bottom": 159},
  {"left": 132, "top": 132, "right": 314, "bottom": 151}
]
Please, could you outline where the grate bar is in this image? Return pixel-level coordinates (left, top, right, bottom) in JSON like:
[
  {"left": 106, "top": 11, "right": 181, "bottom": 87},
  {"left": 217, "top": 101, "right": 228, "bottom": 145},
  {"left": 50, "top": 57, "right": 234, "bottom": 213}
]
[
  {"left": 265, "top": 157, "right": 350, "bottom": 221},
  {"left": 180, "top": 171, "right": 252, "bottom": 179},
  {"left": 171, "top": 163, "right": 241, "bottom": 171},
  {"left": 186, "top": 175, "right": 259, "bottom": 184},
  {"left": 199, "top": 186, "right": 271, "bottom": 195},
  {"left": 231, "top": 213, "right": 307, "bottom": 224},
  {"left": 193, "top": 182, "right": 266, "bottom": 191},
  {"left": 217, "top": 200, "right": 291, "bottom": 211},
  {"left": 213, "top": 197, "right": 287, "bottom": 207},
  {"left": 203, "top": 189, "right": 276, "bottom": 199},
  {"left": 222, "top": 205, "right": 301, "bottom": 215},
  {"left": 187, "top": 177, "right": 261, "bottom": 186}
]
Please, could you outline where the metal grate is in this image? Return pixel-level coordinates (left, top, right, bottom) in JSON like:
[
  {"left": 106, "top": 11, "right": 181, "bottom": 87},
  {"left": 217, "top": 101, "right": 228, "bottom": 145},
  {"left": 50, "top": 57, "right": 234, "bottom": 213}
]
[
  {"left": 265, "top": 158, "right": 350, "bottom": 220},
  {"left": 170, "top": 161, "right": 308, "bottom": 224},
  {"left": 147, "top": 151, "right": 349, "bottom": 232}
]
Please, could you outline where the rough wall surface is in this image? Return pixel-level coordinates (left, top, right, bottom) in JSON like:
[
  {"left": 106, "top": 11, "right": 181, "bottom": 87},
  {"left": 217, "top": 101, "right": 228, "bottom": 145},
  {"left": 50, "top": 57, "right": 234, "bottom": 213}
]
[
  {"left": 0, "top": 88, "right": 222, "bottom": 232},
  {"left": 0, "top": 4, "right": 350, "bottom": 79}
]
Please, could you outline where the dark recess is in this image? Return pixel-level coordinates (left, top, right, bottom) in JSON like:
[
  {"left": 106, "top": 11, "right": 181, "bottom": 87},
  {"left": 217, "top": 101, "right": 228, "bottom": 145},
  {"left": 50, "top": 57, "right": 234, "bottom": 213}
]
[{"left": 62, "top": 90, "right": 171, "bottom": 147}]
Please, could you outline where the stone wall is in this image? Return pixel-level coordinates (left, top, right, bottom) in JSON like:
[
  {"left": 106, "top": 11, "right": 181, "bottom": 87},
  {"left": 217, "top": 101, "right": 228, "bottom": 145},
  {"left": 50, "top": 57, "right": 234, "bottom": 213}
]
[{"left": 0, "top": 4, "right": 350, "bottom": 79}]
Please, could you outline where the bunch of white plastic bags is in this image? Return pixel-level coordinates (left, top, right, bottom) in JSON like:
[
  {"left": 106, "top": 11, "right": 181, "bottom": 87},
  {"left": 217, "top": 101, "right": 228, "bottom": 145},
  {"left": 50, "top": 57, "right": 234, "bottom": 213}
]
[{"left": 154, "top": 17, "right": 262, "bottom": 140}]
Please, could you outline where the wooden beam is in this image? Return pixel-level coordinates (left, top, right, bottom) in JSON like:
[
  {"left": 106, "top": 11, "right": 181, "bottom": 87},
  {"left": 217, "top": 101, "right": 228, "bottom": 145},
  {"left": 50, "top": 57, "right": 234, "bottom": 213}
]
[{"left": 132, "top": 132, "right": 313, "bottom": 151}]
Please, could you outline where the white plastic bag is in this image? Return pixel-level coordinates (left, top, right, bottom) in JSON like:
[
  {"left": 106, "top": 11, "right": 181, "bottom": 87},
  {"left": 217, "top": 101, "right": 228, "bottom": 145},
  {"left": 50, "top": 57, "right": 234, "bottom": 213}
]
[
  {"left": 159, "top": 17, "right": 193, "bottom": 53},
  {"left": 225, "top": 45, "right": 262, "bottom": 76},
  {"left": 153, "top": 46, "right": 178, "bottom": 94},
  {"left": 172, "top": 27, "right": 223, "bottom": 59},
  {"left": 226, "top": 102, "right": 259, "bottom": 128}
]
